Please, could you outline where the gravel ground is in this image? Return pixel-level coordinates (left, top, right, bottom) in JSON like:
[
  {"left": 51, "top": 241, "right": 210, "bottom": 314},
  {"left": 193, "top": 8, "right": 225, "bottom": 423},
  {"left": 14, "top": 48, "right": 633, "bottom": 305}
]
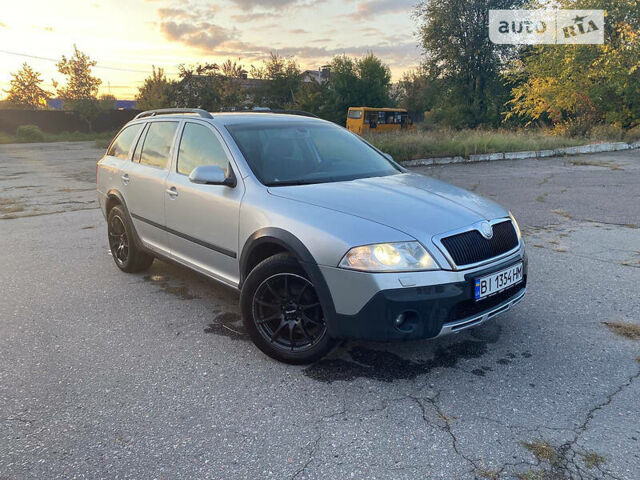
[{"left": 1, "top": 142, "right": 639, "bottom": 479}]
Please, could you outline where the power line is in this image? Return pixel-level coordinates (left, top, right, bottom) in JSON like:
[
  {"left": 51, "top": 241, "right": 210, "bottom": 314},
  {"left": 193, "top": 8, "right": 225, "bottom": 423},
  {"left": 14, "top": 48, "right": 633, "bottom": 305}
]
[{"left": 0, "top": 49, "right": 181, "bottom": 75}]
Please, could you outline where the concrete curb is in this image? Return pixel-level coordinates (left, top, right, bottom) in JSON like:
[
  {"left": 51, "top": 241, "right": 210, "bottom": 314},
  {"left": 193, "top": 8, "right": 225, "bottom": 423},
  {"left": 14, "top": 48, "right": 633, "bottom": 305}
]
[{"left": 400, "top": 141, "right": 640, "bottom": 167}]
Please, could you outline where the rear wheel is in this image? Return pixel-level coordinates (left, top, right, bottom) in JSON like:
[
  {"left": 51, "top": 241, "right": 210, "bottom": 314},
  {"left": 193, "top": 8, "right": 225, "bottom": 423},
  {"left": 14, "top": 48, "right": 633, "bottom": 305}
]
[
  {"left": 107, "top": 205, "right": 154, "bottom": 273},
  {"left": 241, "top": 254, "right": 334, "bottom": 364}
]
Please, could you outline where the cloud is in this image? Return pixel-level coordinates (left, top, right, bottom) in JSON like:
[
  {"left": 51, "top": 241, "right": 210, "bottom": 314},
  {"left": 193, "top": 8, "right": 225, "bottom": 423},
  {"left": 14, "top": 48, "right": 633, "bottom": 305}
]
[
  {"left": 32, "top": 25, "right": 54, "bottom": 32},
  {"left": 158, "top": 7, "right": 199, "bottom": 20},
  {"left": 227, "top": 0, "right": 299, "bottom": 10},
  {"left": 208, "top": 40, "right": 420, "bottom": 70},
  {"left": 158, "top": 4, "right": 221, "bottom": 21},
  {"left": 153, "top": 1, "right": 418, "bottom": 71},
  {"left": 272, "top": 42, "right": 420, "bottom": 68},
  {"left": 348, "top": 0, "right": 416, "bottom": 19},
  {"left": 230, "top": 11, "right": 279, "bottom": 23},
  {"left": 160, "top": 21, "right": 238, "bottom": 49}
]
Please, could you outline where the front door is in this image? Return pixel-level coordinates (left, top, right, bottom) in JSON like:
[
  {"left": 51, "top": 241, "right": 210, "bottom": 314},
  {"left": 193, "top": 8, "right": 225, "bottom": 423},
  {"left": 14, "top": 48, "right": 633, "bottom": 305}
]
[
  {"left": 164, "top": 121, "right": 243, "bottom": 287},
  {"left": 123, "top": 120, "right": 180, "bottom": 256}
]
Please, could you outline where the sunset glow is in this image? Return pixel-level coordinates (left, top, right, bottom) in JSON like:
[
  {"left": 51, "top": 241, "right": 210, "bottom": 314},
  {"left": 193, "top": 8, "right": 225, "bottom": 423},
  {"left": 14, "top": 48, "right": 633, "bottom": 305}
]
[{"left": 0, "top": 0, "right": 419, "bottom": 99}]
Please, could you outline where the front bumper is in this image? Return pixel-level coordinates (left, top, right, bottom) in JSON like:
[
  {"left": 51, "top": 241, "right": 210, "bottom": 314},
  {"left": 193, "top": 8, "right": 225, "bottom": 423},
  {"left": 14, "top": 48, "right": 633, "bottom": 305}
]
[{"left": 320, "top": 250, "right": 527, "bottom": 341}]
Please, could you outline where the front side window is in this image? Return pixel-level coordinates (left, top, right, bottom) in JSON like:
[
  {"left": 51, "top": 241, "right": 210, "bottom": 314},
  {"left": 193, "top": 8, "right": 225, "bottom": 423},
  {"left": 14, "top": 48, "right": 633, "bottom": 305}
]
[
  {"left": 107, "top": 124, "right": 143, "bottom": 160},
  {"left": 227, "top": 122, "right": 401, "bottom": 187},
  {"left": 177, "top": 123, "right": 229, "bottom": 176},
  {"left": 139, "top": 121, "right": 179, "bottom": 169}
]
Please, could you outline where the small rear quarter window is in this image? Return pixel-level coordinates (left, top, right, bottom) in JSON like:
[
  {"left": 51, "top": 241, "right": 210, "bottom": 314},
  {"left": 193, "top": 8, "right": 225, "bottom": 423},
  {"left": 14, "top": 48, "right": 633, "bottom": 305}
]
[{"left": 107, "top": 124, "right": 143, "bottom": 160}]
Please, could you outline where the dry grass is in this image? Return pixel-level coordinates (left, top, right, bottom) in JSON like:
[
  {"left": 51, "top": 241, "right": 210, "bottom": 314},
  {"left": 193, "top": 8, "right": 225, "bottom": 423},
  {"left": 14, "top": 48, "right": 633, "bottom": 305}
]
[
  {"left": 603, "top": 321, "right": 640, "bottom": 340},
  {"left": 552, "top": 209, "right": 573, "bottom": 219},
  {"left": 476, "top": 468, "right": 500, "bottom": 479},
  {"left": 365, "top": 128, "right": 590, "bottom": 162},
  {"left": 569, "top": 159, "right": 623, "bottom": 170},
  {"left": 583, "top": 452, "right": 606, "bottom": 469},
  {"left": 0, "top": 196, "right": 25, "bottom": 214},
  {"left": 521, "top": 440, "right": 558, "bottom": 462},
  {"left": 514, "top": 471, "right": 543, "bottom": 480}
]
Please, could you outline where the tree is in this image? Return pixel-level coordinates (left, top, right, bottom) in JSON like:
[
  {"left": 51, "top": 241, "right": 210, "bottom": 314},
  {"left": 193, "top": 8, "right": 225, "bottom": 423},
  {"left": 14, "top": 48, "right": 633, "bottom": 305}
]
[
  {"left": 4, "top": 63, "right": 50, "bottom": 109},
  {"left": 506, "top": 0, "right": 640, "bottom": 132},
  {"left": 221, "top": 59, "right": 246, "bottom": 78},
  {"left": 54, "top": 45, "right": 102, "bottom": 101},
  {"left": 357, "top": 54, "right": 393, "bottom": 108},
  {"left": 397, "top": 66, "right": 440, "bottom": 123},
  {"left": 173, "top": 63, "right": 223, "bottom": 110},
  {"left": 321, "top": 53, "right": 393, "bottom": 125},
  {"left": 250, "top": 53, "right": 303, "bottom": 108},
  {"left": 69, "top": 95, "right": 116, "bottom": 132},
  {"left": 136, "top": 67, "right": 175, "bottom": 110},
  {"left": 293, "top": 80, "right": 328, "bottom": 117},
  {"left": 415, "top": 0, "right": 523, "bottom": 128}
]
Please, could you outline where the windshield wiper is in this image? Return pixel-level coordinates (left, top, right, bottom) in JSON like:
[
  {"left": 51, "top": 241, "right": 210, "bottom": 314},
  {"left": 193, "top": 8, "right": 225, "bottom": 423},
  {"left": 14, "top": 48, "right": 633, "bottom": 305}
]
[{"left": 266, "top": 178, "right": 331, "bottom": 187}]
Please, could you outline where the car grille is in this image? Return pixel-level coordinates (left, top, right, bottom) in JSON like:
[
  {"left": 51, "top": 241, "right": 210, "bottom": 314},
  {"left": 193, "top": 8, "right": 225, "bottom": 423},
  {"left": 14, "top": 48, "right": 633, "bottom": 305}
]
[{"left": 440, "top": 220, "right": 519, "bottom": 267}]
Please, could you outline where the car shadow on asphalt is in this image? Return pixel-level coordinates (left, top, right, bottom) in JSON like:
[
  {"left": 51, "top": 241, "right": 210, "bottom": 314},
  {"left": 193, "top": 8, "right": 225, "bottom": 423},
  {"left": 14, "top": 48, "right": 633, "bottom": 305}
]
[{"left": 141, "top": 258, "right": 523, "bottom": 384}]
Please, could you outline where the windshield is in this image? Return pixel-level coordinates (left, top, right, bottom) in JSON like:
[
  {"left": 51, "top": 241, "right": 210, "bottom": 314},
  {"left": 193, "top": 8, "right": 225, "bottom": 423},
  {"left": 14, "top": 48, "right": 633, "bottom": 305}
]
[{"left": 226, "top": 122, "right": 401, "bottom": 186}]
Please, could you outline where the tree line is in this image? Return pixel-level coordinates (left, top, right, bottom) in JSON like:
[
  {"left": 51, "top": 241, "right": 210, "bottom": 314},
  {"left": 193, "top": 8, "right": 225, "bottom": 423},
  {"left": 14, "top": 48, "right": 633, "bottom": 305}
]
[
  {"left": 135, "top": 53, "right": 394, "bottom": 126},
  {"left": 2, "top": 0, "right": 638, "bottom": 134}
]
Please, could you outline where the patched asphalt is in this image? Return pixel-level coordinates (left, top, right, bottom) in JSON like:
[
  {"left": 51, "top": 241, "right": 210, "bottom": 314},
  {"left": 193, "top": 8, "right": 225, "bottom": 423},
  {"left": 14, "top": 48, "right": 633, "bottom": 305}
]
[{"left": 1, "top": 142, "right": 639, "bottom": 479}]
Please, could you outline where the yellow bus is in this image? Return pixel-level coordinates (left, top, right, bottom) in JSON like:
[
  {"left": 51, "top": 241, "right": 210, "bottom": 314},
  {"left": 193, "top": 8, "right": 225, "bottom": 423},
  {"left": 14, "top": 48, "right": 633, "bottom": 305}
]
[{"left": 346, "top": 107, "right": 415, "bottom": 135}]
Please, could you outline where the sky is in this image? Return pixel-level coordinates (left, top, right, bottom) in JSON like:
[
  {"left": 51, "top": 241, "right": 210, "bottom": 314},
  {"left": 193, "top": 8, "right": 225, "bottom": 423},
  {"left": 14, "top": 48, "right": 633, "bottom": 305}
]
[{"left": 0, "top": 0, "right": 421, "bottom": 100}]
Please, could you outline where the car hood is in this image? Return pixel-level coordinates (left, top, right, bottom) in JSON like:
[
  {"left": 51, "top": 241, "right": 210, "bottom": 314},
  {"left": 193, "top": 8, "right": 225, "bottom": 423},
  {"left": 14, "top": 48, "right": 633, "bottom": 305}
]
[{"left": 267, "top": 172, "right": 508, "bottom": 243}]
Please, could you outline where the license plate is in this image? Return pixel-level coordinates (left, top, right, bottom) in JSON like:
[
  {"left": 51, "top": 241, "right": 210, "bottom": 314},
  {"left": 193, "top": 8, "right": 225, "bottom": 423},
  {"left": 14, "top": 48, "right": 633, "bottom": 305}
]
[{"left": 474, "top": 263, "right": 523, "bottom": 301}]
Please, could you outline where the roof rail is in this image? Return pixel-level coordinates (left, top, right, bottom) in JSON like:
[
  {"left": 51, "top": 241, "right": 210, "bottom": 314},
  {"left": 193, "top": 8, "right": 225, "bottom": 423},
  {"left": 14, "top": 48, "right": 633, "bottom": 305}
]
[
  {"left": 134, "top": 108, "right": 213, "bottom": 120},
  {"left": 243, "top": 107, "right": 318, "bottom": 118}
]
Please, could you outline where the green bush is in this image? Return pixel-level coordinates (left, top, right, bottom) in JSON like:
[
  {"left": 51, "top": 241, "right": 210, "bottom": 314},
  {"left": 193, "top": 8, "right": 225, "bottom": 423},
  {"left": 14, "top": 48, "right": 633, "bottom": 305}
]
[{"left": 16, "top": 125, "right": 45, "bottom": 142}]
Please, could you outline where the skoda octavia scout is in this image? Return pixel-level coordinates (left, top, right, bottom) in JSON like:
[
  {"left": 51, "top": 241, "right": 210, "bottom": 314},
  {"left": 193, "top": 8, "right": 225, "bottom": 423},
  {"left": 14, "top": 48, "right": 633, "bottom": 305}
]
[{"left": 97, "top": 109, "right": 527, "bottom": 364}]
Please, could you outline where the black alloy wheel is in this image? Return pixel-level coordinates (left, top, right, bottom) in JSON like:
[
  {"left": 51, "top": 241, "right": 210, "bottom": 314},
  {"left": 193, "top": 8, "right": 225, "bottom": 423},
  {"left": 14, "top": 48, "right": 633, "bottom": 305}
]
[{"left": 252, "top": 273, "right": 327, "bottom": 353}]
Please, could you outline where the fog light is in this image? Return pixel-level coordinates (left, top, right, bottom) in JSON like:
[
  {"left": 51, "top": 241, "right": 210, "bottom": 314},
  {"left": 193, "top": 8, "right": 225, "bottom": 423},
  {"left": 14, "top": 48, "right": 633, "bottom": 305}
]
[{"left": 395, "top": 313, "right": 406, "bottom": 327}]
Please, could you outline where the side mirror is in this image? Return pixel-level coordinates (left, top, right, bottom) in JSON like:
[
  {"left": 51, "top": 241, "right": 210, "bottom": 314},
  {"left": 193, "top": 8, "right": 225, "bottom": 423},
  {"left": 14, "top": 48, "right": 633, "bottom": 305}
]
[
  {"left": 383, "top": 152, "right": 394, "bottom": 162},
  {"left": 189, "top": 165, "right": 235, "bottom": 187}
]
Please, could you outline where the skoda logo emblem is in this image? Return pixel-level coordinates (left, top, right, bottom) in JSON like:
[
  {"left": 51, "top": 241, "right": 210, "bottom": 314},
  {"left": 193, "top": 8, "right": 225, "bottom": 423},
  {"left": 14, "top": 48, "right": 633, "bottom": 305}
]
[{"left": 480, "top": 222, "right": 493, "bottom": 239}]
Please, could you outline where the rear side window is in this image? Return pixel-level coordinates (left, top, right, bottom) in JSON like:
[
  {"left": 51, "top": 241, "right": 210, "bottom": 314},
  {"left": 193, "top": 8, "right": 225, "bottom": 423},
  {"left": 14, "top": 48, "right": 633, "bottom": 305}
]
[
  {"left": 107, "top": 124, "right": 143, "bottom": 160},
  {"left": 139, "top": 121, "right": 179, "bottom": 169},
  {"left": 177, "top": 123, "right": 229, "bottom": 176}
]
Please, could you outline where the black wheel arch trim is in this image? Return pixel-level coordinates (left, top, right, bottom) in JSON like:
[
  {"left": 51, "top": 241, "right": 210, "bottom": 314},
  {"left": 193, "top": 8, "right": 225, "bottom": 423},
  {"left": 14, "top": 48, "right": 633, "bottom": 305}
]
[
  {"left": 106, "top": 189, "right": 146, "bottom": 252},
  {"left": 240, "top": 228, "right": 339, "bottom": 334}
]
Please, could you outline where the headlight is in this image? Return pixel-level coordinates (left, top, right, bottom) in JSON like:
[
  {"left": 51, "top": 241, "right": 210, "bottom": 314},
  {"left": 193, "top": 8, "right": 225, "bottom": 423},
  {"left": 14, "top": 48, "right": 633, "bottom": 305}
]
[
  {"left": 509, "top": 211, "right": 522, "bottom": 239},
  {"left": 338, "top": 242, "right": 439, "bottom": 272}
]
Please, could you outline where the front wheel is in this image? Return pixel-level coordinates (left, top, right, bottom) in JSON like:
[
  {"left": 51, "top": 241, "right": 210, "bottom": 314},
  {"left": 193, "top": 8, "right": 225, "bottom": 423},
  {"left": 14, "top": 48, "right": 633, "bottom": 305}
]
[{"left": 240, "top": 254, "right": 335, "bottom": 364}]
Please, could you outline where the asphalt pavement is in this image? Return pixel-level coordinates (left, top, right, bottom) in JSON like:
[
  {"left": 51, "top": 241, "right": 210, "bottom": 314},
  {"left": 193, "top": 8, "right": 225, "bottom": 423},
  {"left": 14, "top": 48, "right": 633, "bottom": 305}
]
[{"left": 1, "top": 142, "right": 639, "bottom": 479}]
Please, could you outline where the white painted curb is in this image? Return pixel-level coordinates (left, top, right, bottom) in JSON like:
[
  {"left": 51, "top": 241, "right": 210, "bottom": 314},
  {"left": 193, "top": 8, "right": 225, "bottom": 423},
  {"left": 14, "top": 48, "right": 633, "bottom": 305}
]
[{"left": 400, "top": 141, "right": 639, "bottom": 167}]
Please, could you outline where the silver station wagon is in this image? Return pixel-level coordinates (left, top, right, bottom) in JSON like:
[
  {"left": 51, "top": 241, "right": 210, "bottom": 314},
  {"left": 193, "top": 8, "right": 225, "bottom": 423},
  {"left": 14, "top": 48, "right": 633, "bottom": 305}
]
[{"left": 97, "top": 108, "right": 527, "bottom": 364}]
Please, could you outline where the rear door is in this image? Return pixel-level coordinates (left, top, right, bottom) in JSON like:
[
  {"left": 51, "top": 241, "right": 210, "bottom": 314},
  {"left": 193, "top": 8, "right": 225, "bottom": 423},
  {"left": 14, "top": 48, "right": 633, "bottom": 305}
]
[
  {"left": 97, "top": 122, "right": 144, "bottom": 199},
  {"left": 122, "top": 120, "right": 180, "bottom": 256},
  {"left": 164, "top": 121, "right": 244, "bottom": 286}
]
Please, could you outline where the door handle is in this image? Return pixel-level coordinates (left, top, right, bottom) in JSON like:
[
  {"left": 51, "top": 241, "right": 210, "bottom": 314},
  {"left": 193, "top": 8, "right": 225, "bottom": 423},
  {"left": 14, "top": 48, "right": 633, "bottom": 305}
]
[
  {"left": 166, "top": 186, "right": 178, "bottom": 198},
  {"left": 121, "top": 173, "right": 130, "bottom": 185}
]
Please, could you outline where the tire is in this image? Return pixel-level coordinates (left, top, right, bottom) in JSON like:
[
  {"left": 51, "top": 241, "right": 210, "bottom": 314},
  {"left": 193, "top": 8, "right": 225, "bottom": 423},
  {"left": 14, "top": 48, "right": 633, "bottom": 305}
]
[
  {"left": 107, "top": 205, "right": 154, "bottom": 273},
  {"left": 241, "top": 253, "right": 335, "bottom": 364}
]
